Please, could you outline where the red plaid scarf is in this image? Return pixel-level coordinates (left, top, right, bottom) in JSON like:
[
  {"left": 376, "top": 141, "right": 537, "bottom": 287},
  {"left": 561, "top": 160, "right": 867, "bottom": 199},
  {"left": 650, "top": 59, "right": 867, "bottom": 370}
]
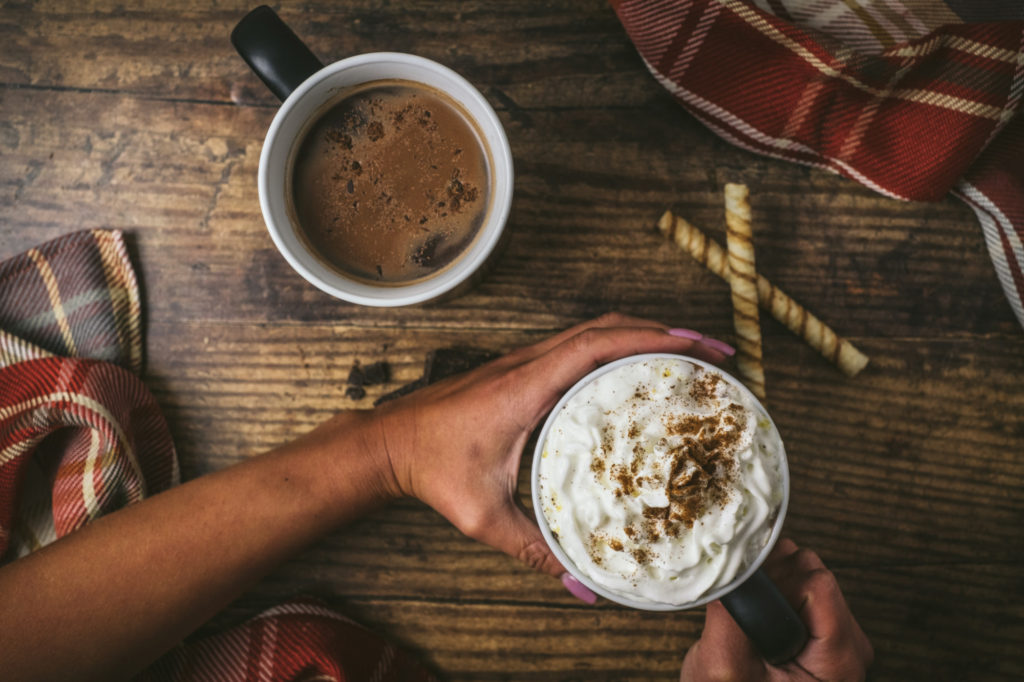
[
  {"left": 614, "top": 0, "right": 1024, "bottom": 329},
  {"left": 0, "top": 231, "right": 434, "bottom": 681}
]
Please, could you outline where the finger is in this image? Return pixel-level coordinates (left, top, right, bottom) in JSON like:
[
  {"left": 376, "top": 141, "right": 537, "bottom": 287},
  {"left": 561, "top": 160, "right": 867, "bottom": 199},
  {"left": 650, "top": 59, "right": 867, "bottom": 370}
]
[
  {"left": 681, "top": 601, "right": 766, "bottom": 680},
  {"left": 767, "top": 537, "right": 800, "bottom": 562},
  {"left": 480, "top": 502, "right": 566, "bottom": 579},
  {"left": 764, "top": 546, "right": 826, "bottom": 592},
  {"left": 505, "top": 312, "right": 668, "bottom": 366},
  {"left": 794, "top": 568, "right": 874, "bottom": 675},
  {"left": 797, "top": 569, "right": 860, "bottom": 642},
  {"left": 520, "top": 326, "right": 730, "bottom": 416}
]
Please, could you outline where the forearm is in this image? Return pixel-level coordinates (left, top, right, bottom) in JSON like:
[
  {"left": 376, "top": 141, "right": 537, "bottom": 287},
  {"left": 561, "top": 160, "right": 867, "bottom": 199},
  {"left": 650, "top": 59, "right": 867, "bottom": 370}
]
[{"left": 0, "top": 410, "right": 396, "bottom": 681}]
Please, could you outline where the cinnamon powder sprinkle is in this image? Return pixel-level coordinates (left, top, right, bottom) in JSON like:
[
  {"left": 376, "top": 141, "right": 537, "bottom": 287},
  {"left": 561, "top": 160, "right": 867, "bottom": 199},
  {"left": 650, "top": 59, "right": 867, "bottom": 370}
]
[{"left": 583, "top": 365, "right": 748, "bottom": 572}]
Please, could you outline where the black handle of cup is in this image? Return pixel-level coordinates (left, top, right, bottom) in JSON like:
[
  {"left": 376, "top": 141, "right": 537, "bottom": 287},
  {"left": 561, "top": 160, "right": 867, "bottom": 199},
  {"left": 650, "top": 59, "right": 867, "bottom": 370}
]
[
  {"left": 231, "top": 5, "right": 325, "bottom": 102},
  {"left": 719, "top": 568, "right": 809, "bottom": 665}
]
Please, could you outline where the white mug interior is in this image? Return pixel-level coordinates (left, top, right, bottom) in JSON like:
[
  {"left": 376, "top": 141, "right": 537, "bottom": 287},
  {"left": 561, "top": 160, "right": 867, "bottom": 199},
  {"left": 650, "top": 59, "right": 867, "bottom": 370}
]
[
  {"left": 530, "top": 353, "right": 791, "bottom": 611},
  {"left": 258, "top": 53, "right": 514, "bottom": 306}
]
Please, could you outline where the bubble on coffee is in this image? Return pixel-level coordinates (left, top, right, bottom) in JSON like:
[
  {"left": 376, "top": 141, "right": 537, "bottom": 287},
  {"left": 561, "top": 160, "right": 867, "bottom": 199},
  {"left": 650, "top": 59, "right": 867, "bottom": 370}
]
[
  {"left": 538, "top": 357, "right": 784, "bottom": 606},
  {"left": 290, "top": 80, "right": 490, "bottom": 283}
]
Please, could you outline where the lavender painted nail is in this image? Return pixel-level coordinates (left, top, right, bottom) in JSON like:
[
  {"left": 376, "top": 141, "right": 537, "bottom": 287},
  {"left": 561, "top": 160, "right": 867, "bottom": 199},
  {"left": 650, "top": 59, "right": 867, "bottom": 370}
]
[
  {"left": 667, "top": 328, "right": 703, "bottom": 340},
  {"left": 561, "top": 573, "right": 598, "bottom": 604},
  {"left": 699, "top": 336, "right": 736, "bottom": 356}
]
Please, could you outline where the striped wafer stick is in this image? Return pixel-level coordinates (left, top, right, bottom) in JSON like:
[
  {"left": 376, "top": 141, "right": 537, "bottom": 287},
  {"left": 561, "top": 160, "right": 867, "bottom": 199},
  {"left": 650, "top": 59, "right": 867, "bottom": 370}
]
[
  {"left": 657, "top": 210, "right": 870, "bottom": 378},
  {"left": 723, "top": 184, "right": 767, "bottom": 400}
]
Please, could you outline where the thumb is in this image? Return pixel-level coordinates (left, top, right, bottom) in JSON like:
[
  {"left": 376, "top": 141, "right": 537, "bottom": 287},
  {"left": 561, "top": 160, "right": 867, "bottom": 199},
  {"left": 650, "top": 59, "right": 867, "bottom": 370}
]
[
  {"left": 493, "top": 507, "right": 601, "bottom": 605},
  {"left": 487, "top": 502, "right": 566, "bottom": 578}
]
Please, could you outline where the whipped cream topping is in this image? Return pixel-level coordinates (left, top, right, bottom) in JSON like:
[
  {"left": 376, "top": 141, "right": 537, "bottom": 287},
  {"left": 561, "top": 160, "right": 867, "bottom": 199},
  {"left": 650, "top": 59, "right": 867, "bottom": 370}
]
[{"left": 537, "top": 357, "right": 784, "bottom": 606}]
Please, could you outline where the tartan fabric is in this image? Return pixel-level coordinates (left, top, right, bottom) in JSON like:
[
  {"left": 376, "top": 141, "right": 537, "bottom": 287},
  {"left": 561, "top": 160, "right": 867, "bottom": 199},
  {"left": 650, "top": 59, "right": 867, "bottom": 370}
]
[
  {"left": 614, "top": 0, "right": 1024, "bottom": 329},
  {"left": 0, "top": 228, "right": 143, "bottom": 373},
  {"left": 0, "top": 231, "right": 434, "bottom": 681},
  {"left": 0, "top": 229, "right": 172, "bottom": 559},
  {"left": 139, "top": 597, "right": 438, "bottom": 682}
]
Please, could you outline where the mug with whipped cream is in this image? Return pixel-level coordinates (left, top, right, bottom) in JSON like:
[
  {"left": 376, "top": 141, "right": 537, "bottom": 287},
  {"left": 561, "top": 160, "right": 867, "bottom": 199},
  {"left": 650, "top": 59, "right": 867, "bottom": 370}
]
[{"left": 532, "top": 354, "right": 807, "bottom": 664}]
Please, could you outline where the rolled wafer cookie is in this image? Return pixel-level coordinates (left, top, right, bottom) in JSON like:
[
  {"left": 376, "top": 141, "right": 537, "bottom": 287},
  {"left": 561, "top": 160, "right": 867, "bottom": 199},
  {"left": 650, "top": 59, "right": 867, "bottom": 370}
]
[
  {"left": 657, "top": 210, "right": 870, "bottom": 378},
  {"left": 723, "top": 184, "right": 767, "bottom": 400}
]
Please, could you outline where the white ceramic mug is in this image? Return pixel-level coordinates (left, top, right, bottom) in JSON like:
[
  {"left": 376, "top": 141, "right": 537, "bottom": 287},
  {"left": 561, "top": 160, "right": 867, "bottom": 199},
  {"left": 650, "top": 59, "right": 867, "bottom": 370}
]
[
  {"left": 232, "top": 6, "right": 513, "bottom": 306},
  {"left": 531, "top": 353, "right": 808, "bottom": 664}
]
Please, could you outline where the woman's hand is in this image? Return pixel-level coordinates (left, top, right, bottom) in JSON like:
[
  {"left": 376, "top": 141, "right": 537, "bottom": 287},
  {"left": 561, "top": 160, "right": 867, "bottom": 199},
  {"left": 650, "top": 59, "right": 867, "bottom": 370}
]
[
  {"left": 371, "top": 313, "right": 735, "bottom": 587},
  {"left": 681, "top": 539, "right": 874, "bottom": 681}
]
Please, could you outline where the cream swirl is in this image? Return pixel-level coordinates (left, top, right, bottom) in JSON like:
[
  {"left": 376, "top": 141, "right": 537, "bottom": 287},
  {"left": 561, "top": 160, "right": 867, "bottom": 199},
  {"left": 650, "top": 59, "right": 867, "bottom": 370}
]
[{"left": 537, "top": 357, "right": 784, "bottom": 606}]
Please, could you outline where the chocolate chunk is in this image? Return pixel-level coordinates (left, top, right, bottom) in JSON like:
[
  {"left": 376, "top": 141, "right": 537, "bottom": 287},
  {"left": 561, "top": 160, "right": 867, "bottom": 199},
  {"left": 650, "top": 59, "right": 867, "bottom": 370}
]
[
  {"left": 361, "top": 361, "right": 390, "bottom": 385},
  {"left": 348, "top": 360, "right": 390, "bottom": 387},
  {"left": 374, "top": 347, "right": 500, "bottom": 406}
]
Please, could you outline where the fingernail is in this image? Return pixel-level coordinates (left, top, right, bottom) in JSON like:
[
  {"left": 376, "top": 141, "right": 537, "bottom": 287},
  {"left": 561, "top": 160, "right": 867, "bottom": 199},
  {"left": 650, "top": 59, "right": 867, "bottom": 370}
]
[
  {"left": 667, "top": 328, "right": 703, "bottom": 340},
  {"left": 561, "top": 573, "right": 598, "bottom": 604},
  {"left": 699, "top": 336, "right": 736, "bottom": 356}
]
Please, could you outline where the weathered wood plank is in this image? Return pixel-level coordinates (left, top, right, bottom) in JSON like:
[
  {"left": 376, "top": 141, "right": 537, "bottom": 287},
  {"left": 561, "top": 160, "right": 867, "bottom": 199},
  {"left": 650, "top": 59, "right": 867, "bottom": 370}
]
[
  {"left": 198, "top": 562, "right": 1024, "bottom": 680},
  {"left": 0, "top": 1, "right": 657, "bottom": 109},
  {"left": 1, "top": 88, "right": 1016, "bottom": 337}
]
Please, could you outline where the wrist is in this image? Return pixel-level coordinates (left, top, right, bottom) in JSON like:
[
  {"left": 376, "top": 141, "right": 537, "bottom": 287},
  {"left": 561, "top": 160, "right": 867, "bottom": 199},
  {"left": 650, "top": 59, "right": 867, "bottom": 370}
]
[
  {"left": 273, "top": 410, "right": 403, "bottom": 527},
  {"left": 350, "top": 409, "right": 406, "bottom": 504}
]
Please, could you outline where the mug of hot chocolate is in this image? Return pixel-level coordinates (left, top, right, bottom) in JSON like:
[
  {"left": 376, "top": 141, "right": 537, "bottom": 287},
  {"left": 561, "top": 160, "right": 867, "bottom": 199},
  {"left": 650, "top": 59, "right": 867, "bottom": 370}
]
[
  {"left": 232, "top": 6, "right": 512, "bottom": 306},
  {"left": 532, "top": 354, "right": 808, "bottom": 664}
]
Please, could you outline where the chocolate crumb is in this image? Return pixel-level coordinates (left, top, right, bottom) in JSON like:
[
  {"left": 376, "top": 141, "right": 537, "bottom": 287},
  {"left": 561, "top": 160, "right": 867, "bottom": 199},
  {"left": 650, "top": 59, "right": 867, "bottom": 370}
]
[{"left": 412, "top": 232, "right": 445, "bottom": 267}]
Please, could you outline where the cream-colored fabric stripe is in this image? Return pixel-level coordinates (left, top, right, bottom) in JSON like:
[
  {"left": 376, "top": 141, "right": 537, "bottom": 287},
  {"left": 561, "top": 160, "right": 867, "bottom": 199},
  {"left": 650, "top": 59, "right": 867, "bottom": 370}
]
[
  {"left": 0, "top": 330, "right": 53, "bottom": 368},
  {"left": 26, "top": 249, "right": 78, "bottom": 356},
  {"left": 81, "top": 427, "right": 101, "bottom": 519},
  {"left": 90, "top": 230, "right": 131, "bottom": 370},
  {"left": 256, "top": 617, "right": 278, "bottom": 682},
  {"left": 887, "top": 35, "right": 1022, "bottom": 65},
  {"left": 871, "top": 0, "right": 919, "bottom": 42},
  {"left": 780, "top": 76, "right": 829, "bottom": 141},
  {"left": 843, "top": 0, "right": 894, "bottom": 48},
  {"left": 0, "top": 392, "right": 144, "bottom": 493},
  {"left": 718, "top": 0, "right": 1007, "bottom": 120},
  {"left": 92, "top": 229, "right": 143, "bottom": 374}
]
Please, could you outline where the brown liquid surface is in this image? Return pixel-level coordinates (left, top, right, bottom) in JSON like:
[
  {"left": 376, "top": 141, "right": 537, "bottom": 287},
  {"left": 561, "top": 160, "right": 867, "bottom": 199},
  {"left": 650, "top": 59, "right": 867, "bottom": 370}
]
[{"left": 290, "top": 81, "right": 490, "bottom": 283}]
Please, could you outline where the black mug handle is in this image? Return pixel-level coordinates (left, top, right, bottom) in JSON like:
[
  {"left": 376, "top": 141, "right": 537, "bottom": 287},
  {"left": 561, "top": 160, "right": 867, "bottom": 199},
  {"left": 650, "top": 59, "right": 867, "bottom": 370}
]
[
  {"left": 720, "top": 568, "right": 809, "bottom": 665},
  {"left": 231, "top": 5, "right": 325, "bottom": 102}
]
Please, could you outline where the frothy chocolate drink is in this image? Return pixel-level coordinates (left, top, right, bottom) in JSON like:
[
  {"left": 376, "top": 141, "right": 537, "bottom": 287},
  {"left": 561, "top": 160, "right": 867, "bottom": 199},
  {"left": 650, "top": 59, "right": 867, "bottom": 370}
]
[{"left": 289, "top": 80, "right": 490, "bottom": 283}]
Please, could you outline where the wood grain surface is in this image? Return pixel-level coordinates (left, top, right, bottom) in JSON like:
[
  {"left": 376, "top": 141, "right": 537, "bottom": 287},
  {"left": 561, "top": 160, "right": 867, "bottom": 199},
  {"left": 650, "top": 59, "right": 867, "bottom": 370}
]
[{"left": 2, "top": 2, "right": 1023, "bottom": 680}]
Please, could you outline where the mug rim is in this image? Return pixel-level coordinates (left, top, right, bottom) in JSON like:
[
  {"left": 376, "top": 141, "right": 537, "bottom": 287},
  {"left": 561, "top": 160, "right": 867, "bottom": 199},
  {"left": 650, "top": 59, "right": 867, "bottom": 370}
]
[
  {"left": 258, "top": 52, "right": 514, "bottom": 307},
  {"left": 530, "top": 353, "right": 790, "bottom": 611}
]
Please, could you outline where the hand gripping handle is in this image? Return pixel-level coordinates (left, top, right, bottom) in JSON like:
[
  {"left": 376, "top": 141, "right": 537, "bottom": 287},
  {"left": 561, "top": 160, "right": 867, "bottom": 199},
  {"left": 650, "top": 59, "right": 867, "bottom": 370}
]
[{"left": 720, "top": 568, "right": 809, "bottom": 665}]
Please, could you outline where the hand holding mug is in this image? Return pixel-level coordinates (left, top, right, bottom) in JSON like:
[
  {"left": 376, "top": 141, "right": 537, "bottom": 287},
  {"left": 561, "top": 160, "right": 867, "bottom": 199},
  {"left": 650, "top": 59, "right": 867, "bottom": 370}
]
[
  {"left": 372, "top": 313, "right": 734, "bottom": 581},
  {"left": 681, "top": 539, "right": 874, "bottom": 682}
]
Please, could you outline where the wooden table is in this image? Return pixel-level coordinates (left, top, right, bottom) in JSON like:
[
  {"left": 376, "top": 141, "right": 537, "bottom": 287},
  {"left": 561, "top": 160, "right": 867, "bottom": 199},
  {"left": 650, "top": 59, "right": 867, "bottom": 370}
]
[{"left": 2, "top": 2, "right": 1022, "bottom": 679}]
